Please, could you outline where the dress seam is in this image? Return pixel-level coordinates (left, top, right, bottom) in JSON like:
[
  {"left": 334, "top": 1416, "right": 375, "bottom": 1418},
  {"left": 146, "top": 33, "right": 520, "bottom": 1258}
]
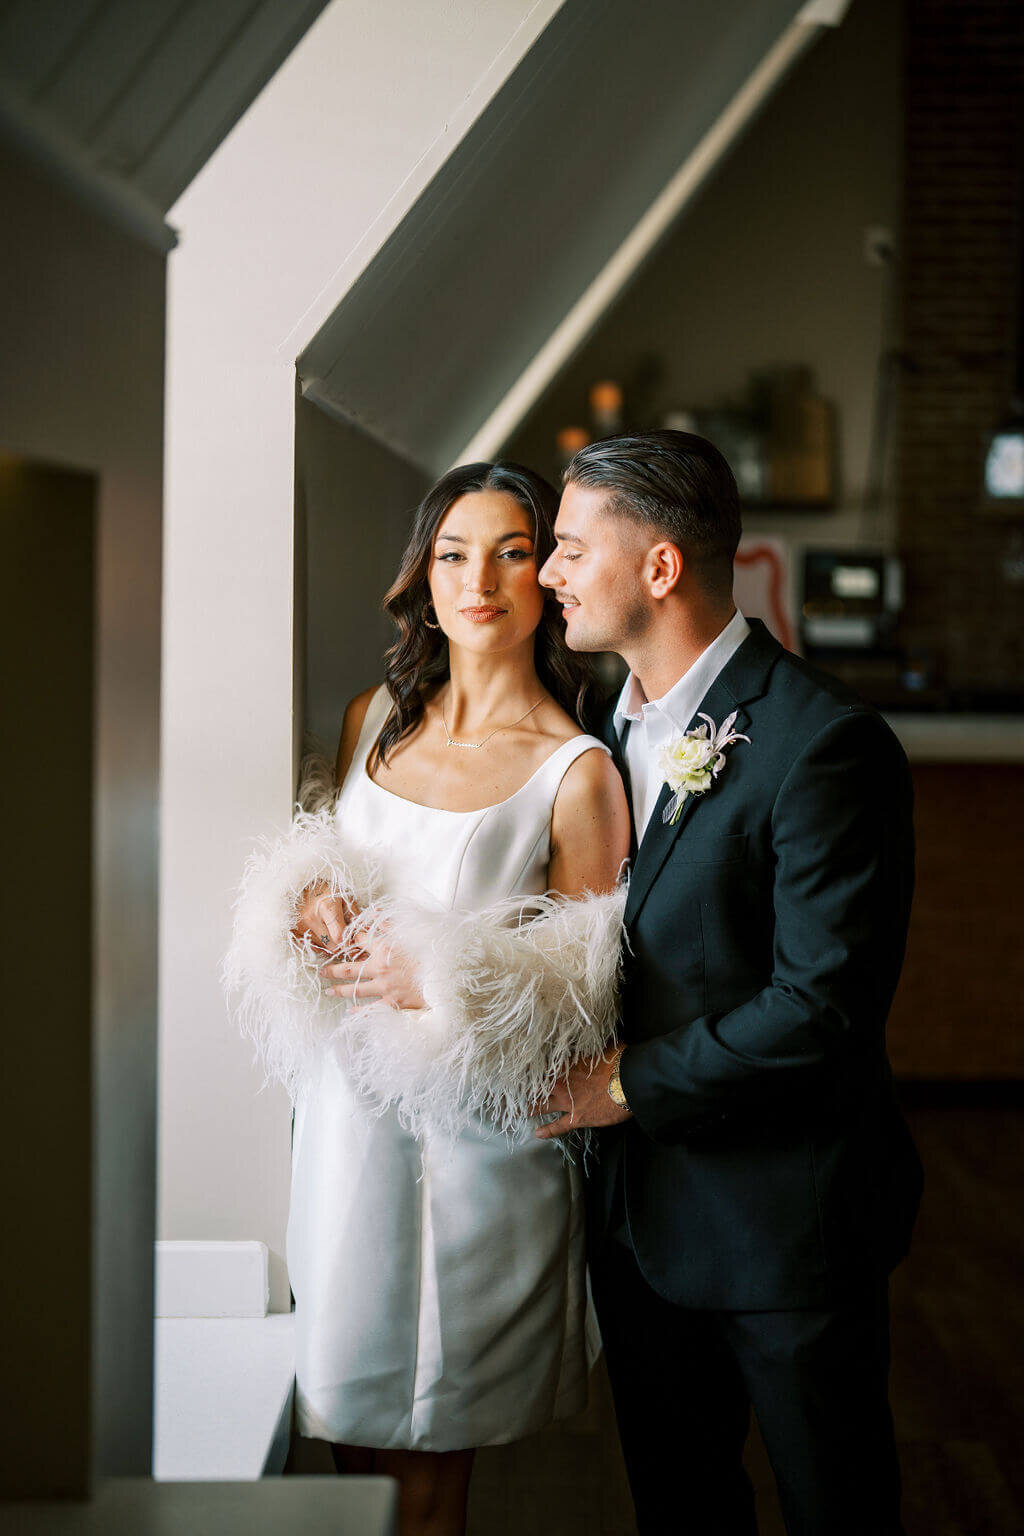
[
  {"left": 447, "top": 811, "right": 487, "bottom": 902},
  {"left": 407, "top": 1149, "right": 429, "bottom": 1445}
]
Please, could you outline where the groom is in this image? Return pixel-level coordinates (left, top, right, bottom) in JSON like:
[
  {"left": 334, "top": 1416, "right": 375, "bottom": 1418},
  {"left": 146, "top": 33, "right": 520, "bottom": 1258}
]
[{"left": 536, "top": 431, "right": 922, "bottom": 1536}]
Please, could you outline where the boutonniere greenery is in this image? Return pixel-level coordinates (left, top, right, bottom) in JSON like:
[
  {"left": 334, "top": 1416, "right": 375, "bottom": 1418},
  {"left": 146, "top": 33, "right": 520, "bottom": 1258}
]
[{"left": 659, "top": 711, "right": 750, "bottom": 826}]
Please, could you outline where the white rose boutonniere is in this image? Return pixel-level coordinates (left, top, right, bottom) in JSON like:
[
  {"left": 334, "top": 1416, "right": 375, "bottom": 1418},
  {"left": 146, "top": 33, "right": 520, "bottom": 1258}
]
[{"left": 659, "top": 710, "right": 750, "bottom": 826}]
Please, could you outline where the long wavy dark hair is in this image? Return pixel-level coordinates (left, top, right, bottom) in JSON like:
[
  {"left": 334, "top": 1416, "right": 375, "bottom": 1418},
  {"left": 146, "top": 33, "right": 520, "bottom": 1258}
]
[{"left": 373, "top": 461, "right": 594, "bottom": 768}]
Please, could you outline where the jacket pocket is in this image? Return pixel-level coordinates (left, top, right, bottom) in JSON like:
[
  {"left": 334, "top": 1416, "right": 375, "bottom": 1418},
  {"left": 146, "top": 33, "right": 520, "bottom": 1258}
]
[{"left": 674, "top": 831, "right": 748, "bottom": 865}]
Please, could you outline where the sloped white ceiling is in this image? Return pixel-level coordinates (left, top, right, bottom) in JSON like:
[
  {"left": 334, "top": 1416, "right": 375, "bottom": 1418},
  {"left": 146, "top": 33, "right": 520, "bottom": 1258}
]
[
  {"left": 297, "top": 0, "right": 817, "bottom": 476},
  {"left": 0, "top": 0, "right": 331, "bottom": 218},
  {"left": 1, "top": 0, "right": 838, "bottom": 470}
]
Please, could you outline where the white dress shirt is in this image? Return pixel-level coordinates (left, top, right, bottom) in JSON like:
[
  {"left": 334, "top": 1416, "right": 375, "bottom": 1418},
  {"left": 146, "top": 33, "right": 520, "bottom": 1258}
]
[{"left": 612, "top": 609, "right": 751, "bottom": 840}]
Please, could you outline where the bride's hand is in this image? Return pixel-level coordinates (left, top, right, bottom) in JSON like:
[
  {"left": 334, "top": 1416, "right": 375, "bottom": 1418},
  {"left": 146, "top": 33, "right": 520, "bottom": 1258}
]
[
  {"left": 321, "top": 918, "right": 426, "bottom": 1010},
  {"left": 292, "top": 886, "right": 352, "bottom": 953}
]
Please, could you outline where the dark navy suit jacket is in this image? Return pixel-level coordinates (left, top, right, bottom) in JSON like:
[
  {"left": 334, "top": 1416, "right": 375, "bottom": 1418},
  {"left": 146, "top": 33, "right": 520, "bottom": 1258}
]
[{"left": 590, "top": 619, "right": 923, "bottom": 1310}]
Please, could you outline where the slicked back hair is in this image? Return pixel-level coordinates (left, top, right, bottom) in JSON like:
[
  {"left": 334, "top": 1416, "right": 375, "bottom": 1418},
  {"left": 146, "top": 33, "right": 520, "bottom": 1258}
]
[{"left": 563, "top": 430, "right": 741, "bottom": 596}]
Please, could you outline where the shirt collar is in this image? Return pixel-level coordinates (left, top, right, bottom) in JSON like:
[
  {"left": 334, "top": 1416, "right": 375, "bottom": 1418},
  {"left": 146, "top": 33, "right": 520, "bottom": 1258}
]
[
  {"left": 613, "top": 671, "right": 647, "bottom": 725},
  {"left": 612, "top": 609, "right": 750, "bottom": 733}
]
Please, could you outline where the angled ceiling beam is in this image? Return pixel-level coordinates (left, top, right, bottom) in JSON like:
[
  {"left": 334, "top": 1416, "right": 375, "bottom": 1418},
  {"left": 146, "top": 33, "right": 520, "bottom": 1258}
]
[
  {"left": 456, "top": 0, "right": 851, "bottom": 465},
  {"left": 0, "top": 84, "right": 177, "bottom": 253},
  {"left": 277, "top": 0, "right": 565, "bottom": 365}
]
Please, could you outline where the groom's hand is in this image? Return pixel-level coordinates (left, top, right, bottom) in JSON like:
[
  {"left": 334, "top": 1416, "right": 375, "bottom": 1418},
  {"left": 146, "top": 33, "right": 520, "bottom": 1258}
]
[{"left": 534, "top": 1051, "right": 633, "bottom": 1139}]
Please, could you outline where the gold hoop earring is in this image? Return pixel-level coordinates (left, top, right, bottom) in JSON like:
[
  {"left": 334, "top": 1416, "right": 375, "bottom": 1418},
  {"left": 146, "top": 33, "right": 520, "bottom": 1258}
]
[{"left": 423, "top": 603, "right": 441, "bottom": 631}]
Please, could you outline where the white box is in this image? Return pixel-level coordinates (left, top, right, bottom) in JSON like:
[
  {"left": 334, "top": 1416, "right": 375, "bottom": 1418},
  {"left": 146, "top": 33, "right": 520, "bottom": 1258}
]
[{"left": 155, "top": 1240, "right": 269, "bottom": 1318}]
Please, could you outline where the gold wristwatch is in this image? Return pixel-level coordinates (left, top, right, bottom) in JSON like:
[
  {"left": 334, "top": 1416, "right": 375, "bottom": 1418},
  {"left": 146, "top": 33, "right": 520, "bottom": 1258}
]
[{"left": 607, "top": 1045, "right": 629, "bottom": 1111}]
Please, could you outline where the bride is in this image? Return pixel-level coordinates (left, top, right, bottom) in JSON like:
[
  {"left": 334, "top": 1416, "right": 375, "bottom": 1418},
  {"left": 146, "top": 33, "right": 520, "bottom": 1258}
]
[{"left": 227, "top": 460, "right": 630, "bottom": 1535}]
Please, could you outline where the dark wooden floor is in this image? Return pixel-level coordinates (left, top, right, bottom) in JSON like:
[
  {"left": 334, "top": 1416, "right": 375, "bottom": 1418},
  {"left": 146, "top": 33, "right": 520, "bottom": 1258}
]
[
  {"left": 287, "top": 1103, "right": 1023, "bottom": 1533},
  {"left": 468, "top": 1105, "right": 1024, "bottom": 1535}
]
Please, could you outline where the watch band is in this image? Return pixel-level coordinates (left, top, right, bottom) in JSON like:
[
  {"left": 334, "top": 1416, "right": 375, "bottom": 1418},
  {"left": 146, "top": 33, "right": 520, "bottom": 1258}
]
[{"left": 607, "top": 1045, "right": 629, "bottom": 1111}]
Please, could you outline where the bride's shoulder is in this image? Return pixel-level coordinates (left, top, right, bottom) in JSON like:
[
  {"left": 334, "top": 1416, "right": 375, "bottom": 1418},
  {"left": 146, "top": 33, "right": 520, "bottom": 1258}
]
[
  {"left": 335, "top": 684, "right": 387, "bottom": 783},
  {"left": 553, "top": 739, "right": 626, "bottom": 813},
  {"left": 533, "top": 699, "right": 614, "bottom": 776},
  {"left": 549, "top": 739, "right": 630, "bottom": 890},
  {"left": 545, "top": 697, "right": 627, "bottom": 828},
  {"left": 534, "top": 692, "right": 596, "bottom": 745}
]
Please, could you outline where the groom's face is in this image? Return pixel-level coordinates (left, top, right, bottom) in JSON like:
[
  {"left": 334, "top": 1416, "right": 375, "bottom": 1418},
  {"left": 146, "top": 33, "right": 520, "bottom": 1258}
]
[{"left": 539, "top": 482, "right": 650, "bottom": 653}]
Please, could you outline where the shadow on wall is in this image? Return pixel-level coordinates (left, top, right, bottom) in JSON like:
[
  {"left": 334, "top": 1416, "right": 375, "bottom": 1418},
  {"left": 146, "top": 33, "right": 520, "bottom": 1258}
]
[
  {"left": 2, "top": 456, "right": 95, "bottom": 1498},
  {"left": 297, "top": 396, "right": 429, "bottom": 748}
]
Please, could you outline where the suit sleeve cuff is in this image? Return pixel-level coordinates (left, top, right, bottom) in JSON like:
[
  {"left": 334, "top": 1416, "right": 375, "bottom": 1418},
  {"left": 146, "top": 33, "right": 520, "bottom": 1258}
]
[{"left": 617, "top": 1037, "right": 728, "bottom": 1143}]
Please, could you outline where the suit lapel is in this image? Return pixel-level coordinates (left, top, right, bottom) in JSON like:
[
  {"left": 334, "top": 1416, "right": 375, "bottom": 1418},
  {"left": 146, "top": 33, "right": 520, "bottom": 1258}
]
[
  {"left": 622, "top": 620, "right": 781, "bottom": 928},
  {"left": 601, "top": 699, "right": 638, "bottom": 864},
  {"left": 598, "top": 704, "right": 620, "bottom": 757},
  {"left": 623, "top": 676, "right": 742, "bottom": 926}
]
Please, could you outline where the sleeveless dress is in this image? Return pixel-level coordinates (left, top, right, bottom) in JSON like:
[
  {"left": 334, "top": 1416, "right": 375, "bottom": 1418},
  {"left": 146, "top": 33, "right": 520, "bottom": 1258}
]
[{"left": 286, "top": 686, "right": 611, "bottom": 1451}]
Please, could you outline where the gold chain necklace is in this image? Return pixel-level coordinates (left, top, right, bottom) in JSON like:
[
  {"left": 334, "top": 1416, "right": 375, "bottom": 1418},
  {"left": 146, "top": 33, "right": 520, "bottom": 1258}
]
[{"left": 440, "top": 689, "right": 544, "bottom": 750}]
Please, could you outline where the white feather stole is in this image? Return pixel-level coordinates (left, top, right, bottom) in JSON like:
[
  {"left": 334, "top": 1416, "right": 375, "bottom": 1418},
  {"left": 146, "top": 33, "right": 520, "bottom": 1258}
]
[
  {"left": 221, "top": 801, "right": 387, "bottom": 1100},
  {"left": 347, "top": 885, "right": 627, "bottom": 1141},
  {"left": 223, "top": 763, "right": 627, "bottom": 1140}
]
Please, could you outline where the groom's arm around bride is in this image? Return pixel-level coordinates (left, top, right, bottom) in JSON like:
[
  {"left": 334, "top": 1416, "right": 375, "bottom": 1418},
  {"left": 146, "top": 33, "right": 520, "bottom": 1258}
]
[{"left": 537, "top": 430, "right": 922, "bottom": 1536}]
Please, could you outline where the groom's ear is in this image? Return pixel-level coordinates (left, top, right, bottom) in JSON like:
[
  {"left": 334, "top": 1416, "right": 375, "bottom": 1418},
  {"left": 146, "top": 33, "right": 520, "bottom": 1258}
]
[{"left": 647, "top": 540, "right": 685, "bottom": 599}]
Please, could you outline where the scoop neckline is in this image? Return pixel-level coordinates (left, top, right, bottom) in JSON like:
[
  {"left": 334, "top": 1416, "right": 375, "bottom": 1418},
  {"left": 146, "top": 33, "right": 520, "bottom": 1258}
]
[{"left": 361, "top": 734, "right": 602, "bottom": 817}]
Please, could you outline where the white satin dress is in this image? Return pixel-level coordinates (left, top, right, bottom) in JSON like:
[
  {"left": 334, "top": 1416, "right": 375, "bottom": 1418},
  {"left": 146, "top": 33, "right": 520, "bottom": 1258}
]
[{"left": 287, "top": 686, "right": 611, "bottom": 1451}]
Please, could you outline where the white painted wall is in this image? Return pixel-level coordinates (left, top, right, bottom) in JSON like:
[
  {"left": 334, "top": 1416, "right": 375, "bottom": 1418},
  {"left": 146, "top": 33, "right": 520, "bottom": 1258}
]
[{"left": 159, "top": 0, "right": 564, "bottom": 1311}]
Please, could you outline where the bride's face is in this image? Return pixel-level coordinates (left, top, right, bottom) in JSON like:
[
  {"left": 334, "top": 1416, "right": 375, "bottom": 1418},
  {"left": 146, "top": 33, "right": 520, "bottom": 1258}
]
[{"left": 427, "top": 490, "right": 545, "bottom": 653}]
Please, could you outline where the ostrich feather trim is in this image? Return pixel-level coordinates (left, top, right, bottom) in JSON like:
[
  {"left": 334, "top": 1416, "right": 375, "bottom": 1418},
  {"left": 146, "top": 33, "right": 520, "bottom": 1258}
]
[
  {"left": 342, "top": 886, "right": 627, "bottom": 1142},
  {"left": 223, "top": 757, "right": 628, "bottom": 1135},
  {"left": 222, "top": 787, "right": 387, "bottom": 1100}
]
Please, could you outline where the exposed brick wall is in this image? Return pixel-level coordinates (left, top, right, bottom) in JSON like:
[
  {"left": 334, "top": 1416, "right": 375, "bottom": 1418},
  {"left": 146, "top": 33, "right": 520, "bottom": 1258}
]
[{"left": 898, "top": 0, "right": 1024, "bottom": 695}]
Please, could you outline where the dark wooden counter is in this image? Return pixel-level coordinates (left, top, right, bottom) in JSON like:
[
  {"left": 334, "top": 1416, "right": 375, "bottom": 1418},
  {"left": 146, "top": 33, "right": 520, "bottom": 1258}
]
[{"left": 887, "top": 761, "right": 1024, "bottom": 1079}]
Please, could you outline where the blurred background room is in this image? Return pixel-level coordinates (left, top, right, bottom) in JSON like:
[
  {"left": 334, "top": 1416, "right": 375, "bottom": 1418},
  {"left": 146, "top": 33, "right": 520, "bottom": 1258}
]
[{"left": 1, "top": 1, "right": 1021, "bottom": 1532}]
